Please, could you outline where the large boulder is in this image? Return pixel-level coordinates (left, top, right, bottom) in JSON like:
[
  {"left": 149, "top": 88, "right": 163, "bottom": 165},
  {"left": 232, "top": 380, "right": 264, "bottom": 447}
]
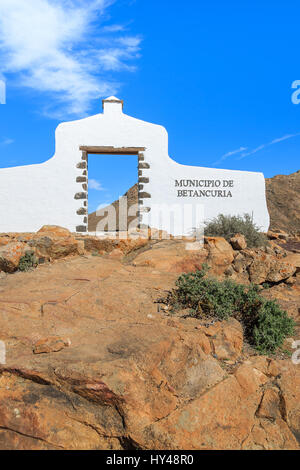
[
  {"left": 204, "top": 237, "right": 235, "bottom": 275},
  {"left": 37, "top": 225, "right": 73, "bottom": 237},
  {"left": 0, "top": 242, "right": 27, "bottom": 273},
  {"left": 248, "top": 253, "right": 296, "bottom": 284},
  {"left": 29, "top": 226, "right": 81, "bottom": 260},
  {"left": 230, "top": 234, "right": 247, "bottom": 250},
  {"left": 266, "top": 259, "right": 297, "bottom": 283}
]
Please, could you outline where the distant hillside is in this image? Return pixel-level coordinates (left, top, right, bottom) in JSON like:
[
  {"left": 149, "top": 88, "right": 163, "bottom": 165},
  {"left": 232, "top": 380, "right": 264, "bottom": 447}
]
[
  {"left": 88, "top": 184, "right": 138, "bottom": 232},
  {"left": 266, "top": 170, "right": 300, "bottom": 233},
  {"left": 88, "top": 170, "right": 300, "bottom": 233}
]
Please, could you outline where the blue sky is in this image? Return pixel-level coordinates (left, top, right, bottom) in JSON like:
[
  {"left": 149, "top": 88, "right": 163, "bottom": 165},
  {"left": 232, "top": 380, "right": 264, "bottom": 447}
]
[{"left": 0, "top": 0, "right": 299, "bottom": 212}]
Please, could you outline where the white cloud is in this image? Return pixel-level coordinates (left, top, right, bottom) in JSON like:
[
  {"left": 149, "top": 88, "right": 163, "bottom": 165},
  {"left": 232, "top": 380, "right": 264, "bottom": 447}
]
[
  {"left": 102, "top": 24, "right": 126, "bottom": 33},
  {"left": 214, "top": 132, "right": 300, "bottom": 166},
  {"left": 238, "top": 132, "right": 300, "bottom": 159},
  {"left": 213, "top": 146, "right": 247, "bottom": 166},
  {"left": 0, "top": 138, "right": 14, "bottom": 146},
  {"left": 89, "top": 178, "right": 104, "bottom": 191},
  {"left": 270, "top": 134, "right": 300, "bottom": 145},
  {"left": 0, "top": 0, "right": 141, "bottom": 118}
]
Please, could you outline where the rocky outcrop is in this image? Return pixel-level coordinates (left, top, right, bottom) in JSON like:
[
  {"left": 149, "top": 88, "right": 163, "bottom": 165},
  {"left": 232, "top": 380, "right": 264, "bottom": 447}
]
[
  {"left": 1, "top": 226, "right": 300, "bottom": 287},
  {"left": 247, "top": 252, "right": 296, "bottom": 284},
  {"left": 266, "top": 170, "right": 300, "bottom": 233},
  {"left": 0, "top": 231, "right": 299, "bottom": 450},
  {"left": 0, "top": 227, "right": 152, "bottom": 272}
]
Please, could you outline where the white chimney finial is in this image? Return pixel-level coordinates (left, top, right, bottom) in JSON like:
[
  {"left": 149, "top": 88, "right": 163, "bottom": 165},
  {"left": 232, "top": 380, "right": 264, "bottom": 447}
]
[{"left": 102, "top": 96, "right": 124, "bottom": 113}]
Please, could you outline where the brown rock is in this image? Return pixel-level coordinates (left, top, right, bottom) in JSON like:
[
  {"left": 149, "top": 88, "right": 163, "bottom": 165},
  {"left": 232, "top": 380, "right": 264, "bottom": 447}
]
[
  {"left": 243, "top": 418, "right": 298, "bottom": 450},
  {"left": 285, "top": 276, "right": 296, "bottom": 285},
  {"left": 37, "top": 225, "right": 72, "bottom": 237},
  {"left": 232, "top": 252, "right": 247, "bottom": 273},
  {"left": 267, "top": 360, "right": 281, "bottom": 378},
  {"left": 133, "top": 240, "right": 208, "bottom": 273},
  {"left": 248, "top": 253, "right": 296, "bottom": 284},
  {"left": 248, "top": 253, "right": 272, "bottom": 284},
  {"left": 278, "top": 233, "right": 289, "bottom": 241},
  {"left": 142, "top": 375, "right": 260, "bottom": 450},
  {"left": 204, "top": 237, "right": 234, "bottom": 275},
  {"left": 284, "top": 253, "right": 300, "bottom": 273},
  {"left": 266, "top": 170, "right": 300, "bottom": 233},
  {"left": 0, "top": 372, "right": 123, "bottom": 450},
  {"left": 248, "top": 356, "right": 282, "bottom": 379},
  {"left": 33, "top": 337, "right": 71, "bottom": 354},
  {"left": 257, "top": 388, "right": 281, "bottom": 420},
  {"left": 266, "top": 260, "right": 296, "bottom": 283},
  {"left": 230, "top": 234, "right": 247, "bottom": 250},
  {"left": 277, "top": 361, "right": 300, "bottom": 436},
  {"left": 212, "top": 318, "right": 243, "bottom": 360},
  {"left": 234, "top": 363, "right": 268, "bottom": 396},
  {"left": 0, "top": 242, "right": 27, "bottom": 273},
  {"left": 267, "top": 231, "right": 280, "bottom": 240},
  {"left": 197, "top": 332, "right": 212, "bottom": 355},
  {"left": 29, "top": 234, "right": 80, "bottom": 260},
  {"left": 249, "top": 356, "right": 270, "bottom": 375}
]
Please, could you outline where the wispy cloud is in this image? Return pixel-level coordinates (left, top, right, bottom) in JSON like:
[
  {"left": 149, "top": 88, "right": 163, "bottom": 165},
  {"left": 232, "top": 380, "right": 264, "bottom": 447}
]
[
  {"left": 0, "top": 0, "right": 141, "bottom": 118},
  {"left": 0, "top": 138, "right": 14, "bottom": 146},
  {"left": 237, "top": 132, "right": 300, "bottom": 159},
  {"left": 89, "top": 178, "right": 104, "bottom": 191},
  {"left": 213, "top": 146, "right": 247, "bottom": 166},
  {"left": 214, "top": 132, "right": 300, "bottom": 166}
]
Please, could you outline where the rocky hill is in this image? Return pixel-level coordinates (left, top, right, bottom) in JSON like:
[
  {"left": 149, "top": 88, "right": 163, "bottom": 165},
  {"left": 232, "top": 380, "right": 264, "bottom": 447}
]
[
  {"left": 89, "top": 170, "right": 300, "bottom": 233},
  {"left": 266, "top": 170, "right": 300, "bottom": 233},
  {"left": 88, "top": 184, "right": 138, "bottom": 232}
]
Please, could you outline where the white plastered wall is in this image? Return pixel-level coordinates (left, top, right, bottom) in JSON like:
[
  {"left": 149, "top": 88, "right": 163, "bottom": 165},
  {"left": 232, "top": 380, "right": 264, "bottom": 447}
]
[{"left": 0, "top": 98, "right": 270, "bottom": 235}]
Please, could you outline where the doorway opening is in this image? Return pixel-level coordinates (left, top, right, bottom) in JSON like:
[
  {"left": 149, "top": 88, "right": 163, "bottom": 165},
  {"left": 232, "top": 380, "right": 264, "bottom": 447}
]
[
  {"left": 88, "top": 153, "right": 138, "bottom": 232},
  {"left": 75, "top": 147, "right": 150, "bottom": 233}
]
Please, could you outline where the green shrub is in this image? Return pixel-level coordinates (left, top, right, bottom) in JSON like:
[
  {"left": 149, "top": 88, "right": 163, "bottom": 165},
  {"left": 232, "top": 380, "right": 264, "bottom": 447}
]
[
  {"left": 170, "top": 264, "right": 295, "bottom": 354},
  {"left": 18, "top": 251, "right": 38, "bottom": 272},
  {"left": 204, "top": 213, "right": 268, "bottom": 248},
  {"left": 253, "top": 300, "right": 295, "bottom": 354}
]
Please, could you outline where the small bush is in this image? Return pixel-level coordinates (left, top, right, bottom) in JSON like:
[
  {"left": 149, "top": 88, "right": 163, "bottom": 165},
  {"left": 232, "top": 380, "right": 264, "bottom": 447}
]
[
  {"left": 204, "top": 213, "right": 268, "bottom": 248},
  {"left": 18, "top": 251, "right": 38, "bottom": 272},
  {"left": 170, "top": 264, "right": 295, "bottom": 354},
  {"left": 253, "top": 301, "right": 295, "bottom": 354}
]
